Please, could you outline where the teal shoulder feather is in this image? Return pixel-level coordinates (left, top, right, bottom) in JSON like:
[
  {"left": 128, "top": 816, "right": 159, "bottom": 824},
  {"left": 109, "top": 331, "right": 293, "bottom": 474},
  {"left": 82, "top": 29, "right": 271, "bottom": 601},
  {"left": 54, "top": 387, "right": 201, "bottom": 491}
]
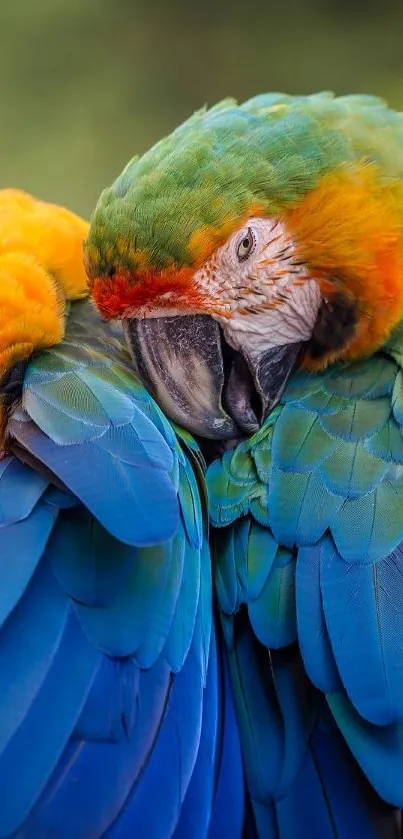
[{"left": 208, "top": 337, "right": 403, "bottom": 818}]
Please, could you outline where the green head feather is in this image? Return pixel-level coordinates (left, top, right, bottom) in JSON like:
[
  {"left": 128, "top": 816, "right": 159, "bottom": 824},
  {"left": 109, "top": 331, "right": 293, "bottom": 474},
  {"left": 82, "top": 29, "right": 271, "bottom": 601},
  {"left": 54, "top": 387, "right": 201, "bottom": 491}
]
[{"left": 86, "top": 91, "right": 403, "bottom": 278}]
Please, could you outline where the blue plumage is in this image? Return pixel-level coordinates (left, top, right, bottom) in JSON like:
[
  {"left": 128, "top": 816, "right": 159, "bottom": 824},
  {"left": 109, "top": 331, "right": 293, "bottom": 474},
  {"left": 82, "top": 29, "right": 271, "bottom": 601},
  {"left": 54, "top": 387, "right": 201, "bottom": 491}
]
[
  {"left": 4, "top": 242, "right": 403, "bottom": 836},
  {"left": 0, "top": 300, "right": 237, "bottom": 838}
]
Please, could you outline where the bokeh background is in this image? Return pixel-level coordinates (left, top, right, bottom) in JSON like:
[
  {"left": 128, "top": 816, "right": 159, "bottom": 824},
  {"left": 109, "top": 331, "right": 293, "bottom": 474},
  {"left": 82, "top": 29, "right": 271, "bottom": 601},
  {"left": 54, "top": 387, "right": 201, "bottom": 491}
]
[{"left": 1, "top": 0, "right": 403, "bottom": 218}]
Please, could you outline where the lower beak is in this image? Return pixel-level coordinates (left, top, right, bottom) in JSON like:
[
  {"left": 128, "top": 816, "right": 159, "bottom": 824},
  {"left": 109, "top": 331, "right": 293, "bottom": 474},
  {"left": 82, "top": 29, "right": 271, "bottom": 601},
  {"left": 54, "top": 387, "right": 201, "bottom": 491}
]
[
  {"left": 126, "top": 315, "right": 301, "bottom": 440},
  {"left": 242, "top": 342, "right": 302, "bottom": 420}
]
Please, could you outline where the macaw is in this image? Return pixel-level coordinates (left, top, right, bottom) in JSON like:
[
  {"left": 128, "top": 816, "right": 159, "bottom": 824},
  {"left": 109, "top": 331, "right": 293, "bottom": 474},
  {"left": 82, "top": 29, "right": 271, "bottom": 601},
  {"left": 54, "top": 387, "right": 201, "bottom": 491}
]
[
  {"left": 0, "top": 190, "right": 244, "bottom": 838},
  {"left": 84, "top": 92, "right": 403, "bottom": 837}
]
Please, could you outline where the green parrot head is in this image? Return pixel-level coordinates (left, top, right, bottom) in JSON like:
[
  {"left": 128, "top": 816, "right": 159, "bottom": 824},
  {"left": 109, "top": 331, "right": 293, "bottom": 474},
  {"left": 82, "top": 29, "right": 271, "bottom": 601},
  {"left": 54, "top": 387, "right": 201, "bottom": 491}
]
[{"left": 85, "top": 93, "right": 403, "bottom": 439}]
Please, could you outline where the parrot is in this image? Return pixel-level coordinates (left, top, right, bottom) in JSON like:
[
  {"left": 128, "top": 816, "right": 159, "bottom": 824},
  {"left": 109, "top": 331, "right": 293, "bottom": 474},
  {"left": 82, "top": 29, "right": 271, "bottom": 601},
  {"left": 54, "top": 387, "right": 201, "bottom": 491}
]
[
  {"left": 0, "top": 190, "right": 245, "bottom": 838},
  {"left": 83, "top": 91, "right": 403, "bottom": 838}
]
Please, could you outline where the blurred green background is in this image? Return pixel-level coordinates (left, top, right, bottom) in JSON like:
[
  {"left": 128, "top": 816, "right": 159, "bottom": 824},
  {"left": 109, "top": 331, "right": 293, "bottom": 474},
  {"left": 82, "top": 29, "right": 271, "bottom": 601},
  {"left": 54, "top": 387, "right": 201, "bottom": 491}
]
[{"left": 1, "top": 0, "right": 403, "bottom": 218}]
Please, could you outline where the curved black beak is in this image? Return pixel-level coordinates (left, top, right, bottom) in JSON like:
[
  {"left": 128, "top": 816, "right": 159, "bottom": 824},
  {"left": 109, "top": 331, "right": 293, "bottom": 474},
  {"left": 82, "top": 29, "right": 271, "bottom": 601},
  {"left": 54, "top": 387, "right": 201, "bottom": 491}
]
[{"left": 126, "top": 315, "right": 301, "bottom": 440}]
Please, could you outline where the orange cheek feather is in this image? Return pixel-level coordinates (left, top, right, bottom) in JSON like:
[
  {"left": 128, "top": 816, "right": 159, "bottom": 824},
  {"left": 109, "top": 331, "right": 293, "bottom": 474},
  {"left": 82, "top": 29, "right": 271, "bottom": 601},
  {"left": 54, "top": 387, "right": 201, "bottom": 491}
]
[{"left": 286, "top": 164, "right": 403, "bottom": 365}]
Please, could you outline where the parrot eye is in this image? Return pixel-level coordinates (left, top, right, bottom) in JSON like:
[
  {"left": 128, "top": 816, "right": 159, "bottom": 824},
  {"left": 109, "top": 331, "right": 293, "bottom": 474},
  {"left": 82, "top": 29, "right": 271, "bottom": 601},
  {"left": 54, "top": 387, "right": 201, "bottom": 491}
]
[{"left": 236, "top": 227, "right": 256, "bottom": 262}]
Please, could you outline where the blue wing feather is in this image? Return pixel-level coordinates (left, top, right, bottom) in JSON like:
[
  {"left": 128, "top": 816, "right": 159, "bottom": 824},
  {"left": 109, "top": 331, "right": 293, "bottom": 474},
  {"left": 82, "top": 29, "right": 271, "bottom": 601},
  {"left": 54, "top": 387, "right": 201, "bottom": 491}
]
[
  {"left": 10, "top": 417, "right": 179, "bottom": 547},
  {"left": 328, "top": 691, "right": 403, "bottom": 808},
  {"left": 72, "top": 538, "right": 175, "bottom": 659},
  {"left": 46, "top": 505, "right": 136, "bottom": 607},
  {"left": 172, "top": 628, "right": 219, "bottom": 839},
  {"left": 164, "top": 539, "right": 201, "bottom": 672},
  {"left": 248, "top": 547, "right": 297, "bottom": 649},
  {"left": 296, "top": 544, "right": 342, "bottom": 693},
  {"left": 104, "top": 649, "right": 204, "bottom": 839},
  {"left": 274, "top": 708, "right": 401, "bottom": 839},
  {"left": 135, "top": 521, "right": 186, "bottom": 669},
  {"left": 191, "top": 536, "right": 213, "bottom": 681},
  {"left": 20, "top": 659, "right": 172, "bottom": 839},
  {"left": 0, "top": 457, "right": 48, "bottom": 525},
  {"left": 320, "top": 535, "right": 403, "bottom": 724},
  {"left": 0, "top": 499, "right": 57, "bottom": 628},
  {"left": 207, "top": 640, "right": 245, "bottom": 839},
  {"left": 74, "top": 656, "right": 141, "bottom": 742},
  {"left": 178, "top": 458, "right": 203, "bottom": 550},
  {"left": 0, "top": 610, "right": 101, "bottom": 838},
  {"left": 0, "top": 558, "right": 69, "bottom": 757}
]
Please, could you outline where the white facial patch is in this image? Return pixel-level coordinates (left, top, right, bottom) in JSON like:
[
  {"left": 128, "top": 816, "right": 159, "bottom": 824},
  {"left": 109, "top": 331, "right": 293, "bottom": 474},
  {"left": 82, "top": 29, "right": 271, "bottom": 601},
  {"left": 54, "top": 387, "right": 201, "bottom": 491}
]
[{"left": 193, "top": 217, "right": 321, "bottom": 360}]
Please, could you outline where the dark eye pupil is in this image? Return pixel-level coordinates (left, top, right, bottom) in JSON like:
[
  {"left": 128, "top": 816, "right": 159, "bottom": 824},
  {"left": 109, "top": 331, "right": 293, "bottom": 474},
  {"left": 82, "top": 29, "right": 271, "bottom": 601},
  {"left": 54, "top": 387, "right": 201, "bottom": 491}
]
[{"left": 237, "top": 227, "right": 255, "bottom": 261}]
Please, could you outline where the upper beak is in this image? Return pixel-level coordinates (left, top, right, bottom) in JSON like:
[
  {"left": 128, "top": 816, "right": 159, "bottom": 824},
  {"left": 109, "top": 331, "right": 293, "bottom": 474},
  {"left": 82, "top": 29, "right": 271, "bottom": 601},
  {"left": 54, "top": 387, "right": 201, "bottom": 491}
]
[{"left": 126, "top": 315, "right": 301, "bottom": 440}]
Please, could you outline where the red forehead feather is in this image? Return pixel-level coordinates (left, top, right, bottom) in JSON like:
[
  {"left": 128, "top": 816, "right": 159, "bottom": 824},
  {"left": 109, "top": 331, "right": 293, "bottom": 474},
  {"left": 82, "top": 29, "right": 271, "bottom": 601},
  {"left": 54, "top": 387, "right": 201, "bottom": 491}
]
[{"left": 90, "top": 266, "right": 203, "bottom": 320}]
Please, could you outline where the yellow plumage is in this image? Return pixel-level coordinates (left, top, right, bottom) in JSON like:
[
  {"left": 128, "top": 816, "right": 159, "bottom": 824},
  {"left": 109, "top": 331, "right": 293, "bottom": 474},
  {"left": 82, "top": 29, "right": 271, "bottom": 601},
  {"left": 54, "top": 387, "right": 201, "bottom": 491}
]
[
  {"left": 0, "top": 189, "right": 89, "bottom": 451},
  {"left": 0, "top": 188, "right": 89, "bottom": 369}
]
